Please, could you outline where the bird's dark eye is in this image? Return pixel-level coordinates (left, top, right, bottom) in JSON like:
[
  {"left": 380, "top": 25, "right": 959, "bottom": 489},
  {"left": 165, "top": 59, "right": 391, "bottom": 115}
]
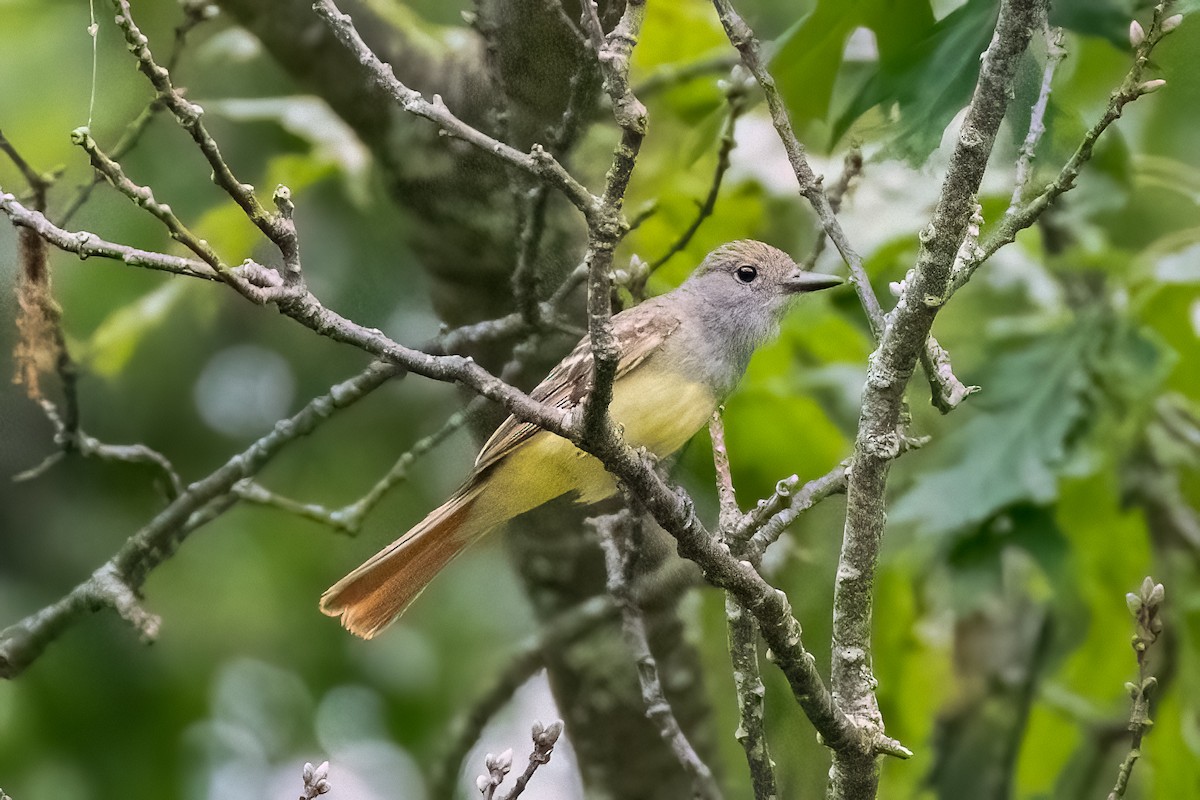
[{"left": 734, "top": 265, "right": 758, "bottom": 284}]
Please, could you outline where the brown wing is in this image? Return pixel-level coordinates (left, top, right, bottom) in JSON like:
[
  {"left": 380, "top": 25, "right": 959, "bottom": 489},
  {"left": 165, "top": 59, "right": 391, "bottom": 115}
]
[{"left": 472, "top": 299, "right": 682, "bottom": 474}]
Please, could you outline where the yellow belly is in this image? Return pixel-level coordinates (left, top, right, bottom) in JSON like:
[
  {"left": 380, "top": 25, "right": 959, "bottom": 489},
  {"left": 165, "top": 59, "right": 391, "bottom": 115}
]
[{"left": 471, "top": 367, "right": 717, "bottom": 526}]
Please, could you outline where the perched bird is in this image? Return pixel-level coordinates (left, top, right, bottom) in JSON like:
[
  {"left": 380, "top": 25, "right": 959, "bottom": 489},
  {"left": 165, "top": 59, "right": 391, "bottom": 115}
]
[{"left": 321, "top": 240, "right": 842, "bottom": 638}]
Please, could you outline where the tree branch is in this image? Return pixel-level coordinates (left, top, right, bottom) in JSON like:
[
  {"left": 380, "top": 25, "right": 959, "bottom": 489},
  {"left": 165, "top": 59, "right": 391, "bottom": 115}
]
[
  {"left": 0, "top": 362, "right": 398, "bottom": 678},
  {"left": 709, "top": 0, "right": 883, "bottom": 336},
  {"left": 59, "top": 0, "right": 218, "bottom": 225},
  {"left": 14, "top": 399, "right": 183, "bottom": 499},
  {"left": 311, "top": 0, "right": 598, "bottom": 221},
  {"left": 1008, "top": 24, "right": 1066, "bottom": 213},
  {"left": 594, "top": 511, "right": 722, "bottom": 800},
  {"left": 110, "top": 0, "right": 302, "bottom": 279},
  {"left": 0, "top": 191, "right": 220, "bottom": 280},
  {"left": 579, "top": 0, "right": 647, "bottom": 441},
  {"left": 429, "top": 558, "right": 698, "bottom": 799},
  {"left": 954, "top": 2, "right": 1181, "bottom": 295},
  {"left": 710, "top": 412, "right": 778, "bottom": 800},
  {"left": 710, "top": 0, "right": 970, "bottom": 412},
  {"left": 499, "top": 720, "right": 564, "bottom": 800},
  {"left": 830, "top": 1, "right": 1046, "bottom": 796},
  {"left": 1108, "top": 577, "right": 1166, "bottom": 800},
  {"left": 644, "top": 69, "right": 749, "bottom": 280}
]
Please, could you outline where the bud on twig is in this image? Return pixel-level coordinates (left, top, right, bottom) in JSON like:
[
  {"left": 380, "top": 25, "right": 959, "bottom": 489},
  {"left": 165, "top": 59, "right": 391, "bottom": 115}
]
[
  {"left": 1129, "top": 19, "right": 1146, "bottom": 47},
  {"left": 1138, "top": 79, "right": 1167, "bottom": 95},
  {"left": 1161, "top": 14, "right": 1184, "bottom": 33},
  {"left": 485, "top": 748, "right": 514, "bottom": 774}
]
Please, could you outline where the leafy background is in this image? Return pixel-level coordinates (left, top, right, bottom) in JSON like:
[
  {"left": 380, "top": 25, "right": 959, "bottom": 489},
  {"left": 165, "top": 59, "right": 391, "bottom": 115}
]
[{"left": 1, "top": 0, "right": 1198, "bottom": 798}]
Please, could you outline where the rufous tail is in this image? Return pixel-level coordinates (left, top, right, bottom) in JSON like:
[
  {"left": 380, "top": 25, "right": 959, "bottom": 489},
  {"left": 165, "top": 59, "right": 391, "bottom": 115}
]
[{"left": 320, "top": 485, "right": 483, "bottom": 638}]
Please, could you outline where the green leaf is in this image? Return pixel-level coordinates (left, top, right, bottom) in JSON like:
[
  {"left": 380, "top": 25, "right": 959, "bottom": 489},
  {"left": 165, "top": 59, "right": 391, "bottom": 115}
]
[
  {"left": 202, "top": 96, "right": 368, "bottom": 205},
  {"left": 891, "top": 316, "right": 1098, "bottom": 536},
  {"left": 1049, "top": 0, "right": 1138, "bottom": 45},
  {"left": 943, "top": 505, "right": 1070, "bottom": 614},
  {"left": 80, "top": 280, "right": 191, "bottom": 377},
  {"left": 772, "top": 0, "right": 936, "bottom": 131},
  {"left": 831, "top": 0, "right": 997, "bottom": 163},
  {"left": 894, "top": 313, "right": 1173, "bottom": 537}
]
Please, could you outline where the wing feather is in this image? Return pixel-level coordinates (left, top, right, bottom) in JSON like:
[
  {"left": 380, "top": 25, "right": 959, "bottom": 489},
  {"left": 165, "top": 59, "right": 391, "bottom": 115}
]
[{"left": 473, "top": 299, "right": 681, "bottom": 474}]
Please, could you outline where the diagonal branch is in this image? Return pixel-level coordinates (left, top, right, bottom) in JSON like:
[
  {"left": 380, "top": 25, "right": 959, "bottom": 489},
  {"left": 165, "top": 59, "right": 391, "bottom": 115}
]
[
  {"left": 0, "top": 361, "right": 399, "bottom": 678},
  {"left": 1008, "top": 24, "right": 1067, "bottom": 213},
  {"left": 644, "top": 69, "right": 750, "bottom": 280},
  {"left": 710, "top": 0, "right": 973, "bottom": 412},
  {"left": 312, "top": 0, "right": 598, "bottom": 221},
  {"left": 954, "top": 2, "right": 1181, "bottom": 295},
  {"left": 110, "top": 0, "right": 302, "bottom": 280},
  {"left": 710, "top": 0, "right": 883, "bottom": 336},
  {"left": 0, "top": 192, "right": 219, "bottom": 279}
]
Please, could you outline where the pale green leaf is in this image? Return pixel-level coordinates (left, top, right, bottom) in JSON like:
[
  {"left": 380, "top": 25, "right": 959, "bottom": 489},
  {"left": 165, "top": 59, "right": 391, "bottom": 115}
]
[{"left": 80, "top": 280, "right": 190, "bottom": 377}]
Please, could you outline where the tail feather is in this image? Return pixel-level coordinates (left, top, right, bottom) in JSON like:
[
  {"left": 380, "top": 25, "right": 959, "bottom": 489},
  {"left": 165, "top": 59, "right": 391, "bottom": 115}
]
[{"left": 320, "top": 486, "right": 482, "bottom": 638}]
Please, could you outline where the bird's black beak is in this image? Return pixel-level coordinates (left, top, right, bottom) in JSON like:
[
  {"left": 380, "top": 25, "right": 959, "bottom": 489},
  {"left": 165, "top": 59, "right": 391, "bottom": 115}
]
[{"left": 784, "top": 271, "right": 844, "bottom": 293}]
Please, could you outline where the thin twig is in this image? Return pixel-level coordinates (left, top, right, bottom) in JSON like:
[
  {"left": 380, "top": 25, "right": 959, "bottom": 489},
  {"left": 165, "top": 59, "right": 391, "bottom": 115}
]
[
  {"left": 59, "top": 0, "right": 218, "bottom": 225},
  {"left": 634, "top": 54, "right": 740, "bottom": 98},
  {"left": 240, "top": 327, "right": 552, "bottom": 534},
  {"left": 234, "top": 408, "right": 467, "bottom": 534},
  {"left": 710, "top": 0, "right": 883, "bottom": 337},
  {"left": 1108, "top": 577, "right": 1165, "bottom": 799},
  {"left": 742, "top": 463, "right": 849, "bottom": 564},
  {"left": 509, "top": 52, "right": 601, "bottom": 327},
  {"left": 594, "top": 511, "right": 722, "bottom": 800},
  {"left": 313, "top": 0, "right": 599, "bottom": 220},
  {"left": 14, "top": 400, "right": 183, "bottom": 498},
  {"left": 954, "top": 1, "right": 1180, "bottom": 295},
  {"left": 710, "top": 0, "right": 971, "bottom": 411},
  {"left": 800, "top": 146, "right": 863, "bottom": 271},
  {"left": 0, "top": 362, "right": 399, "bottom": 678},
  {"left": 579, "top": 0, "right": 648, "bottom": 442},
  {"left": 110, "top": 0, "right": 301, "bottom": 279},
  {"left": 644, "top": 70, "right": 749, "bottom": 279},
  {"left": 70, "top": 127, "right": 226, "bottom": 271},
  {"left": 0, "top": 128, "right": 53, "bottom": 203},
  {"left": 710, "top": 412, "right": 778, "bottom": 800},
  {"left": 499, "top": 720, "right": 564, "bottom": 800},
  {"left": 0, "top": 192, "right": 219, "bottom": 279},
  {"left": 430, "top": 559, "right": 699, "bottom": 799},
  {"left": 1008, "top": 24, "right": 1067, "bottom": 214}
]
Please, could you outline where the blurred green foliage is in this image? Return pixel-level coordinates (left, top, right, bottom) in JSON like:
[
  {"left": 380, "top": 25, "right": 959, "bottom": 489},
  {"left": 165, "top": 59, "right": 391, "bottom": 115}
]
[{"left": 1, "top": 0, "right": 1198, "bottom": 799}]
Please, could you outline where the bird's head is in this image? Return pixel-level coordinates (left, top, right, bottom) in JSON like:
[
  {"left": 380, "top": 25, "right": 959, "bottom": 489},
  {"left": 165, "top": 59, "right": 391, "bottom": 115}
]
[{"left": 685, "top": 240, "right": 842, "bottom": 321}]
